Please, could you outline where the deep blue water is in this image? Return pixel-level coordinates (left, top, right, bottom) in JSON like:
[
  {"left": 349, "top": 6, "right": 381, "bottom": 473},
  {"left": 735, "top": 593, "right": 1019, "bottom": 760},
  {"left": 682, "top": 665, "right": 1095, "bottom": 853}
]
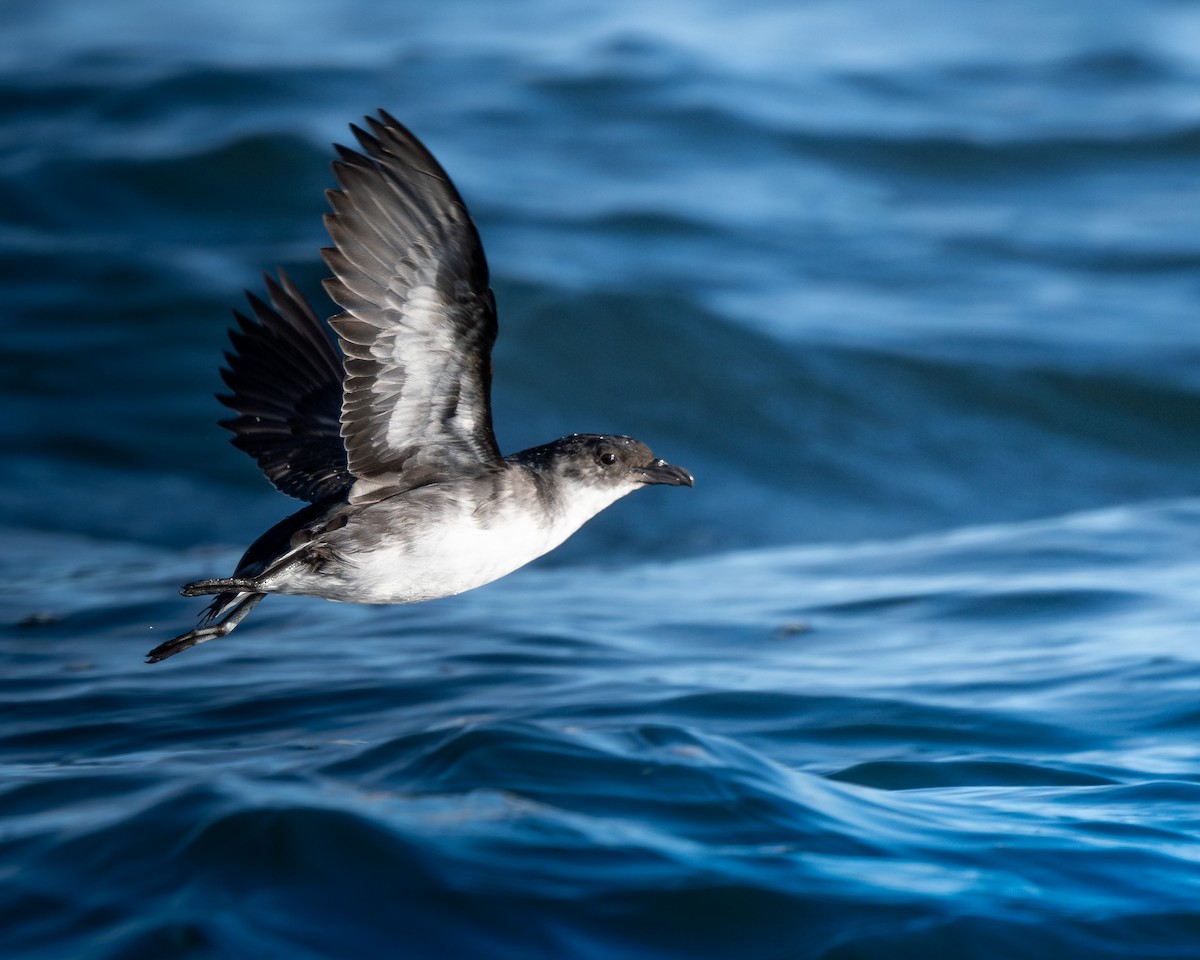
[{"left": 5, "top": 1, "right": 1200, "bottom": 957}]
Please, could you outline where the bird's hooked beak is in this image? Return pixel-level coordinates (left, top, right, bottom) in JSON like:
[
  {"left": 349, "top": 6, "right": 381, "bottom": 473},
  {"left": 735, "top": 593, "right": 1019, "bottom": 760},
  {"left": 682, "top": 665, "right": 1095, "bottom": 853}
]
[{"left": 634, "top": 458, "right": 694, "bottom": 487}]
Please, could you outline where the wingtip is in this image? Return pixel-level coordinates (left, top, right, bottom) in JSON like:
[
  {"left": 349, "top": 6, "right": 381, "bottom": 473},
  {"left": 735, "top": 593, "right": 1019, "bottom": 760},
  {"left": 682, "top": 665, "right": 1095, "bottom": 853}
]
[
  {"left": 261, "top": 269, "right": 285, "bottom": 297},
  {"left": 364, "top": 113, "right": 389, "bottom": 139},
  {"left": 348, "top": 121, "right": 377, "bottom": 156},
  {"left": 244, "top": 288, "right": 272, "bottom": 322},
  {"left": 261, "top": 270, "right": 295, "bottom": 314}
]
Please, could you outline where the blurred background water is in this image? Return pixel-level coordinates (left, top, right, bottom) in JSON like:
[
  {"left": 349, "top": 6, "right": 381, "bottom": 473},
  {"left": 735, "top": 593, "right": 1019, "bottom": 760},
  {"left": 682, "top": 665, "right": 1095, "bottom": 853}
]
[{"left": 4, "top": 1, "right": 1200, "bottom": 957}]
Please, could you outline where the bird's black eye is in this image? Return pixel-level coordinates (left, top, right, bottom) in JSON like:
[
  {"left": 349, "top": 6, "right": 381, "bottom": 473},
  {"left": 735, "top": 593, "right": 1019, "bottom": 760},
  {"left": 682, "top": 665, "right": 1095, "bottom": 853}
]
[{"left": 599, "top": 451, "right": 618, "bottom": 466}]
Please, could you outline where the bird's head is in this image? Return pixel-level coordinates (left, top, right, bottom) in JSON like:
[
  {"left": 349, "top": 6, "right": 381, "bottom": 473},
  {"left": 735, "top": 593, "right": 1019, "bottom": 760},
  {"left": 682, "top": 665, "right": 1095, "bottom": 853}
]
[
  {"left": 541, "top": 434, "right": 693, "bottom": 490},
  {"left": 515, "top": 433, "right": 693, "bottom": 512},
  {"left": 505, "top": 433, "right": 692, "bottom": 544}
]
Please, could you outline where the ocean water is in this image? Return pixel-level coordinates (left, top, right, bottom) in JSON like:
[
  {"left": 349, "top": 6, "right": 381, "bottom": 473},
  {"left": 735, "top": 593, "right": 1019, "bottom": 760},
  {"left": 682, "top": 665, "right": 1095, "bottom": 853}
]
[{"left": 5, "top": 1, "right": 1200, "bottom": 956}]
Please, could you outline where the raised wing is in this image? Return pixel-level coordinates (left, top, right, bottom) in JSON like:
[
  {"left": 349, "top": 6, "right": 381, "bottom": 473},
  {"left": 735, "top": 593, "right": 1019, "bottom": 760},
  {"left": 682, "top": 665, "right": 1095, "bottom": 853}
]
[
  {"left": 217, "top": 270, "right": 352, "bottom": 503},
  {"left": 322, "top": 110, "right": 503, "bottom": 498}
]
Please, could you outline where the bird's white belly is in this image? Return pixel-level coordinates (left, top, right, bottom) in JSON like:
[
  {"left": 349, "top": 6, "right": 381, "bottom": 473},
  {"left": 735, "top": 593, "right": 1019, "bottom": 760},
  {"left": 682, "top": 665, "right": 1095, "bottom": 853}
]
[
  {"left": 267, "top": 474, "right": 632, "bottom": 605},
  {"left": 364, "top": 513, "right": 560, "bottom": 602},
  {"left": 278, "top": 507, "right": 570, "bottom": 604}
]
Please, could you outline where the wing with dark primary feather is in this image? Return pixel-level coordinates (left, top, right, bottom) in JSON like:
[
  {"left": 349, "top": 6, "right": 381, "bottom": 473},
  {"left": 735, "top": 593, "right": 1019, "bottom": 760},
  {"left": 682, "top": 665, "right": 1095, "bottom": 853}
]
[
  {"left": 217, "top": 270, "right": 352, "bottom": 503},
  {"left": 322, "top": 110, "right": 504, "bottom": 499}
]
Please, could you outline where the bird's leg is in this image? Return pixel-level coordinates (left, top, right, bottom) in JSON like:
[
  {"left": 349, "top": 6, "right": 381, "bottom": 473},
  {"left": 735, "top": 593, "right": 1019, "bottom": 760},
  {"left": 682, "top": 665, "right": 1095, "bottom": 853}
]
[{"left": 146, "top": 592, "right": 264, "bottom": 663}]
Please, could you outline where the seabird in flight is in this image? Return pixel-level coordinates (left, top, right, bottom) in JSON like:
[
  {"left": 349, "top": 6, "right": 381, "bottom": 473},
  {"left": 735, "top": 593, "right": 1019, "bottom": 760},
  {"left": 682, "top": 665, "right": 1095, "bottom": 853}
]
[{"left": 148, "top": 110, "right": 693, "bottom": 663}]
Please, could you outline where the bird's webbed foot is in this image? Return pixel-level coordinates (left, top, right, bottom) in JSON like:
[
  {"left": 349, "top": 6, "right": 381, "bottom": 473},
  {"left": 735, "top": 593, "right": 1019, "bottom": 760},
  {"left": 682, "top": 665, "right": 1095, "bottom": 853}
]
[{"left": 147, "top": 592, "right": 264, "bottom": 663}]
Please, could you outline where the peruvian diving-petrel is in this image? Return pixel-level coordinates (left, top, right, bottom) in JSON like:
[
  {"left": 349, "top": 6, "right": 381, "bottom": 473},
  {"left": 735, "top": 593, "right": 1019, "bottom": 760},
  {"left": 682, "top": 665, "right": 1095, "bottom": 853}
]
[{"left": 148, "top": 110, "right": 693, "bottom": 663}]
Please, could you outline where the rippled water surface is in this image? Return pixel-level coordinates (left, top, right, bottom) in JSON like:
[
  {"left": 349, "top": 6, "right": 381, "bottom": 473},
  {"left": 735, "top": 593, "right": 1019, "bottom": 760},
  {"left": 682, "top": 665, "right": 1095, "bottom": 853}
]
[{"left": 5, "top": 1, "right": 1200, "bottom": 957}]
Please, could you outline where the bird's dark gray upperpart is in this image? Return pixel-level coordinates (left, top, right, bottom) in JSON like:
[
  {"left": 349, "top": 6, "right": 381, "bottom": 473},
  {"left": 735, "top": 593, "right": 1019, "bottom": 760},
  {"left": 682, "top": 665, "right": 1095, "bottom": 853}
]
[{"left": 148, "top": 110, "right": 693, "bottom": 664}]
